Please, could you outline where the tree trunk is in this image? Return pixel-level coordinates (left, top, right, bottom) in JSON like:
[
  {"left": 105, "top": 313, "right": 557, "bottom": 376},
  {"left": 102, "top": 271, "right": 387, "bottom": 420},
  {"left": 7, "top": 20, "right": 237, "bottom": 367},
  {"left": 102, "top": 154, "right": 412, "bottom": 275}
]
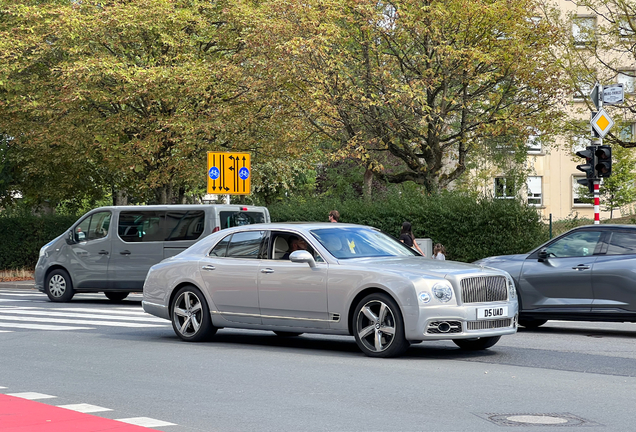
[
  {"left": 363, "top": 167, "right": 373, "bottom": 198},
  {"left": 113, "top": 189, "right": 128, "bottom": 206}
]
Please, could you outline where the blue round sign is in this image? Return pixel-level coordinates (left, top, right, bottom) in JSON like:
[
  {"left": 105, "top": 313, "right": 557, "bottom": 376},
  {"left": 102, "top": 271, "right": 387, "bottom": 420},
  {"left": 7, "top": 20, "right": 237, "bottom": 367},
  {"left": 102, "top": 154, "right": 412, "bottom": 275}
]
[
  {"left": 239, "top": 167, "right": 250, "bottom": 180},
  {"left": 208, "top": 167, "right": 220, "bottom": 180}
]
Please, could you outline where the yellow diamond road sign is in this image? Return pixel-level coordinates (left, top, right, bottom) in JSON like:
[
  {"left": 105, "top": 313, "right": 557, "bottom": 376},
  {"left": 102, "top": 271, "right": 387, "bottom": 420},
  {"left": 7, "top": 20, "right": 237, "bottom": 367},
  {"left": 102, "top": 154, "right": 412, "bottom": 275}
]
[
  {"left": 207, "top": 152, "right": 251, "bottom": 195},
  {"left": 591, "top": 109, "right": 614, "bottom": 138}
]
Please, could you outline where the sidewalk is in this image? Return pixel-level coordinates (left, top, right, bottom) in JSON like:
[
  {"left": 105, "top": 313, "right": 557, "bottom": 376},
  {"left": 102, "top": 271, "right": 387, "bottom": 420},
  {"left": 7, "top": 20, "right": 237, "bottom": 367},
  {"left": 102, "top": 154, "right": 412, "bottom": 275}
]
[{"left": 0, "top": 280, "right": 36, "bottom": 289}]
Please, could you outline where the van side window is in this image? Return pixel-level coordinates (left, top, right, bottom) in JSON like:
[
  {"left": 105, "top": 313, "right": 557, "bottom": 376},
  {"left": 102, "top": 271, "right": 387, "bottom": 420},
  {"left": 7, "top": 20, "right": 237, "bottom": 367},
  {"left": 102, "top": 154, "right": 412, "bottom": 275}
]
[
  {"left": 119, "top": 211, "right": 165, "bottom": 243},
  {"left": 219, "top": 211, "right": 266, "bottom": 229},
  {"left": 226, "top": 231, "right": 266, "bottom": 259},
  {"left": 75, "top": 211, "right": 111, "bottom": 242},
  {"left": 209, "top": 235, "right": 231, "bottom": 257},
  {"left": 165, "top": 210, "right": 205, "bottom": 241}
]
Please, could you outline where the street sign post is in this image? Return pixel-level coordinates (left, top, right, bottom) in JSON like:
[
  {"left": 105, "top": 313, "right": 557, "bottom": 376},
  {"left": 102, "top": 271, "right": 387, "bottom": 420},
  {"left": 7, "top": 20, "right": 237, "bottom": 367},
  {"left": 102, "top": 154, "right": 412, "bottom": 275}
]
[
  {"left": 207, "top": 152, "right": 251, "bottom": 195},
  {"left": 602, "top": 83, "right": 624, "bottom": 105},
  {"left": 589, "top": 82, "right": 601, "bottom": 110}
]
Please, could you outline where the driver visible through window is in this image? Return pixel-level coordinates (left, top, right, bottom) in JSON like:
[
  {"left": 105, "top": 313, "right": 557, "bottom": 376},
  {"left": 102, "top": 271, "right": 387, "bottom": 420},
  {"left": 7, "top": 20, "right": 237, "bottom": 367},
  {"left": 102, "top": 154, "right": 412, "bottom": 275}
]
[{"left": 544, "top": 231, "right": 602, "bottom": 258}]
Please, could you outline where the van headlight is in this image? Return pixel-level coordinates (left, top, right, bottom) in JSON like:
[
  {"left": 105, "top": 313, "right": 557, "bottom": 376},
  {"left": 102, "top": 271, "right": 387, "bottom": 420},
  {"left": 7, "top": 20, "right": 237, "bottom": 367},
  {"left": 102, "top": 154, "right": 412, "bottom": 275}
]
[
  {"left": 432, "top": 282, "right": 453, "bottom": 302},
  {"left": 507, "top": 276, "right": 517, "bottom": 299}
]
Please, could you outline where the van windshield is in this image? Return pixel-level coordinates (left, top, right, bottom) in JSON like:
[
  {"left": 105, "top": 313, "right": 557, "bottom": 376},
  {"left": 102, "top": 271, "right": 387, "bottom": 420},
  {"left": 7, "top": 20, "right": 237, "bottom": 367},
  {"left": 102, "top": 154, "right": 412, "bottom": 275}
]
[{"left": 219, "top": 211, "right": 266, "bottom": 229}]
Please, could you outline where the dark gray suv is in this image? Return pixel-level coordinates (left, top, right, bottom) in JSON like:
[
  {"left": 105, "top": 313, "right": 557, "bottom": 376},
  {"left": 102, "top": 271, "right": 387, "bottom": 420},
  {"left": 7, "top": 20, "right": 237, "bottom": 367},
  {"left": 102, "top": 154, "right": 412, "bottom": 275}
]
[{"left": 474, "top": 225, "right": 636, "bottom": 328}]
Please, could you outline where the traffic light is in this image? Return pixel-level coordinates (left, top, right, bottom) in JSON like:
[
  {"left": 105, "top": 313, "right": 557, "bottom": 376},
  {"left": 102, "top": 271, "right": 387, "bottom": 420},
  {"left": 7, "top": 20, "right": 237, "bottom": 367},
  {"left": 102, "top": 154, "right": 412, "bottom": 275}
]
[
  {"left": 576, "top": 146, "right": 596, "bottom": 194},
  {"left": 576, "top": 146, "right": 596, "bottom": 179},
  {"left": 595, "top": 145, "right": 612, "bottom": 177}
]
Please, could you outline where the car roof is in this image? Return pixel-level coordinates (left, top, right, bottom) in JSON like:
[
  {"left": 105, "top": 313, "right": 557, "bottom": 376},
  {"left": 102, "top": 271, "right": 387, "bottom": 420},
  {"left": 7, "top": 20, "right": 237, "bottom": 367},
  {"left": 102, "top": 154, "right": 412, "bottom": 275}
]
[{"left": 233, "top": 222, "right": 376, "bottom": 231}]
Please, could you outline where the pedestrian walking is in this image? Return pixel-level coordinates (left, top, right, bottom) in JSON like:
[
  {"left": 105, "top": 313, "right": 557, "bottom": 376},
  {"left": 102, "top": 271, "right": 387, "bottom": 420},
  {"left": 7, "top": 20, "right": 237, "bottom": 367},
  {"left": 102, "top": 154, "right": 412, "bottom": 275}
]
[
  {"left": 399, "top": 221, "right": 424, "bottom": 256},
  {"left": 328, "top": 210, "right": 340, "bottom": 223},
  {"left": 433, "top": 243, "right": 446, "bottom": 260}
]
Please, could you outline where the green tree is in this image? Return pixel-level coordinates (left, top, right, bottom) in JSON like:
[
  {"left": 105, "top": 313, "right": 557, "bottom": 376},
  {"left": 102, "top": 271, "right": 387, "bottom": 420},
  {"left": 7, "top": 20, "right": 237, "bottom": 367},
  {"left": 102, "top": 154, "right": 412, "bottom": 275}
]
[
  {"left": 0, "top": 0, "right": 315, "bottom": 207},
  {"left": 243, "top": 0, "right": 566, "bottom": 194}
]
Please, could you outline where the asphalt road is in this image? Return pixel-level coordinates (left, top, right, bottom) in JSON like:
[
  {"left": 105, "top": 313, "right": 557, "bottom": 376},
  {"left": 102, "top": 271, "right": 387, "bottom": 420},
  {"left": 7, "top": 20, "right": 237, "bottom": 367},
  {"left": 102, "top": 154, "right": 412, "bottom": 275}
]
[{"left": 1, "top": 283, "right": 634, "bottom": 432}]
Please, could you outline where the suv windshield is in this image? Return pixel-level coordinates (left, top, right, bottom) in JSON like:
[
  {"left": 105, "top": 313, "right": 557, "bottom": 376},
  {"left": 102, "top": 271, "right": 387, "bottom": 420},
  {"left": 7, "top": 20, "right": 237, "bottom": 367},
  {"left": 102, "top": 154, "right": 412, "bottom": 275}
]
[{"left": 310, "top": 227, "right": 417, "bottom": 259}]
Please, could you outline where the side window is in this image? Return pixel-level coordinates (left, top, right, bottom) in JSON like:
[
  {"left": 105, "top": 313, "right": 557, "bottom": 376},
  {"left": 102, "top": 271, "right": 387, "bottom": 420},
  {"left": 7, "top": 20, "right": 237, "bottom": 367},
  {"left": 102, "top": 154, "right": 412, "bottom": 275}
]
[
  {"left": 118, "top": 211, "right": 165, "bottom": 243},
  {"left": 270, "top": 231, "right": 322, "bottom": 262},
  {"left": 74, "top": 211, "right": 111, "bottom": 242},
  {"left": 165, "top": 210, "right": 205, "bottom": 241},
  {"left": 606, "top": 232, "right": 636, "bottom": 255},
  {"left": 219, "top": 211, "right": 266, "bottom": 229},
  {"left": 226, "top": 231, "right": 266, "bottom": 259},
  {"left": 209, "top": 235, "right": 231, "bottom": 257},
  {"left": 545, "top": 231, "right": 602, "bottom": 258}
]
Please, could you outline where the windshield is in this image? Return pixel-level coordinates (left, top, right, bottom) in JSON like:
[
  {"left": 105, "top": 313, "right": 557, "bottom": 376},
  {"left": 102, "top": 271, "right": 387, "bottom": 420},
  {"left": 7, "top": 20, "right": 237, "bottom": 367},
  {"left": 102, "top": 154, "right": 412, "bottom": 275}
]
[{"left": 310, "top": 227, "right": 418, "bottom": 259}]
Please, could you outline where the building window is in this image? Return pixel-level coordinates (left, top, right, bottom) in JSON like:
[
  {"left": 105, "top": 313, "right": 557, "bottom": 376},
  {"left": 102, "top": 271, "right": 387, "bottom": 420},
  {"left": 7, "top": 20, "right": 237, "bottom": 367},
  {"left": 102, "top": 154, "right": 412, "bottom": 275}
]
[
  {"left": 573, "top": 136, "right": 588, "bottom": 153},
  {"left": 495, "top": 177, "right": 516, "bottom": 199},
  {"left": 572, "top": 16, "right": 596, "bottom": 46},
  {"left": 618, "top": 71, "right": 635, "bottom": 93},
  {"left": 572, "top": 176, "right": 593, "bottom": 206},
  {"left": 619, "top": 17, "right": 635, "bottom": 39},
  {"left": 573, "top": 80, "right": 592, "bottom": 100},
  {"left": 619, "top": 123, "right": 634, "bottom": 142},
  {"left": 527, "top": 132, "right": 542, "bottom": 154},
  {"left": 527, "top": 176, "right": 542, "bottom": 206}
]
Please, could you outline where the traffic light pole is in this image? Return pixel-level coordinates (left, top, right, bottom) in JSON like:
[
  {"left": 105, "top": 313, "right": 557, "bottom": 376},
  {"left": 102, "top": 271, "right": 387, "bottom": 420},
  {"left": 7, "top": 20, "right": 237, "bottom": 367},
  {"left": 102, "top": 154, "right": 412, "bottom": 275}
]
[
  {"left": 592, "top": 86, "right": 602, "bottom": 225},
  {"left": 593, "top": 180, "right": 600, "bottom": 224}
]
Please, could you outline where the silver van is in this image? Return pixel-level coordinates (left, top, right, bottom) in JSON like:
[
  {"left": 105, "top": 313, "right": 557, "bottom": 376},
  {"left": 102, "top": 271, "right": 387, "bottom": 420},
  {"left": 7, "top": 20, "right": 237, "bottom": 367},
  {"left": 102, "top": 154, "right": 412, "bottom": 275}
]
[{"left": 34, "top": 205, "right": 270, "bottom": 302}]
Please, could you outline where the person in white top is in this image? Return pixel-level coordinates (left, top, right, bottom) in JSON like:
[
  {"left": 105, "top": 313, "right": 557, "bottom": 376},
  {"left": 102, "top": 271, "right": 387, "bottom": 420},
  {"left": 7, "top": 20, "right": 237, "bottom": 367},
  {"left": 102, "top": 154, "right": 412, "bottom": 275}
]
[{"left": 433, "top": 243, "right": 446, "bottom": 260}]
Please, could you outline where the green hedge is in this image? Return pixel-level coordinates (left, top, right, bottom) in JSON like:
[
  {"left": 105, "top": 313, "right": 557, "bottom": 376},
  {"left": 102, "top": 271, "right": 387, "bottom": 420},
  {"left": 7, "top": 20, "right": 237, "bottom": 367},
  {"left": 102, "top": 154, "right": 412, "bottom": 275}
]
[
  {"left": 0, "top": 214, "right": 79, "bottom": 269},
  {"left": 268, "top": 192, "right": 550, "bottom": 262},
  {"left": 0, "top": 192, "right": 550, "bottom": 269}
]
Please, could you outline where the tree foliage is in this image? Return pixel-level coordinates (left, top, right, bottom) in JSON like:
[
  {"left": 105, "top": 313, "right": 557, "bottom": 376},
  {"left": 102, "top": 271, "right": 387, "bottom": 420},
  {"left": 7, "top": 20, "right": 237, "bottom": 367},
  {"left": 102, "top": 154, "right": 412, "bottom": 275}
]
[
  {"left": 243, "top": 0, "right": 566, "bottom": 193},
  {"left": 0, "top": 0, "right": 316, "bottom": 207}
]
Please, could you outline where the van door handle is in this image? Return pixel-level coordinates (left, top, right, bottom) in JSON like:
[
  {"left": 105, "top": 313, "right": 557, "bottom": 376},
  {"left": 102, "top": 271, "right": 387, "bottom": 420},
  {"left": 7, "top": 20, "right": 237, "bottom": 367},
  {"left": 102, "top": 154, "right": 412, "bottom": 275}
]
[
  {"left": 260, "top": 268, "right": 274, "bottom": 274},
  {"left": 202, "top": 265, "right": 216, "bottom": 271},
  {"left": 98, "top": 250, "right": 109, "bottom": 255},
  {"left": 120, "top": 250, "right": 131, "bottom": 256},
  {"left": 572, "top": 265, "right": 590, "bottom": 270}
]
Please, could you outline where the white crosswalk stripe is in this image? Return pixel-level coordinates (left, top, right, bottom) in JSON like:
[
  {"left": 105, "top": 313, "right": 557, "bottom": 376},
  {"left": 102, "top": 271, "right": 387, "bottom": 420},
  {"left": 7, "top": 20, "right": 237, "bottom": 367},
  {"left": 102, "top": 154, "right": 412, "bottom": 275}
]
[{"left": 0, "top": 290, "right": 169, "bottom": 332}]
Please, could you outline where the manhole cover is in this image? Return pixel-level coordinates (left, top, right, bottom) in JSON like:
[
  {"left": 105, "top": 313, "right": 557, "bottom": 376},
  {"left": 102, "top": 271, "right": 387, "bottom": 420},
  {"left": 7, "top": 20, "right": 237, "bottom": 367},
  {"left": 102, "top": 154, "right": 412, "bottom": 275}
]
[{"left": 476, "top": 413, "right": 602, "bottom": 427}]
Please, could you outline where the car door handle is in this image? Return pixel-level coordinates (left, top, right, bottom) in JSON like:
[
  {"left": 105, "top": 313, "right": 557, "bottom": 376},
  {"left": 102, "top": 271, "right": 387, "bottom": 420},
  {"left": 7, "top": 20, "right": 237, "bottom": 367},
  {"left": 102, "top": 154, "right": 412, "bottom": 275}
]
[
  {"left": 572, "top": 265, "right": 590, "bottom": 270},
  {"left": 120, "top": 250, "right": 131, "bottom": 256},
  {"left": 98, "top": 250, "right": 109, "bottom": 255},
  {"left": 202, "top": 265, "right": 216, "bottom": 271},
  {"left": 260, "top": 268, "right": 275, "bottom": 274}
]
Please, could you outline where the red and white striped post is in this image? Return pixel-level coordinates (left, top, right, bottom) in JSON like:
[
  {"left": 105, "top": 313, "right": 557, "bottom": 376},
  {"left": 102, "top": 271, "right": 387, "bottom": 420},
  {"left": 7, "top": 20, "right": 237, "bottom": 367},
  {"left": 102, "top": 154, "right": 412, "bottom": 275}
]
[{"left": 594, "top": 180, "right": 600, "bottom": 224}]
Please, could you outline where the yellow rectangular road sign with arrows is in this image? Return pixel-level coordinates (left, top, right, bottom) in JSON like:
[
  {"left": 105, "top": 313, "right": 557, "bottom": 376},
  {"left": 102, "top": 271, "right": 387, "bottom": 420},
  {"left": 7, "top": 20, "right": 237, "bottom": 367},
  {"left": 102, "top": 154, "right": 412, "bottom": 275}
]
[{"left": 207, "top": 152, "right": 251, "bottom": 195}]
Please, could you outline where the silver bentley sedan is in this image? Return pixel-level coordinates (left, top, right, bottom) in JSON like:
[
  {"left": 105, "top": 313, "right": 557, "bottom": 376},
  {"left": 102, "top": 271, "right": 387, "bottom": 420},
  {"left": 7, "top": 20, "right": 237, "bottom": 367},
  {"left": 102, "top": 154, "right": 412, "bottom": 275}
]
[{"left": 142, "top": 223, "right": 519, "bottom": 357}]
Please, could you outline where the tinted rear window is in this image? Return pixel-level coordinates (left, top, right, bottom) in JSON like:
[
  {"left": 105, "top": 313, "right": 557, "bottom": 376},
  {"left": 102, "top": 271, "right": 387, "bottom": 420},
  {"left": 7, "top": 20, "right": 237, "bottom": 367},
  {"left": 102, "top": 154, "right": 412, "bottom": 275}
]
[
  {"left": 219, "top": 211, "right": 266, "bottom": 229},
  {"left": 118, "top": 210, "right": 205, "bottom": 242}
]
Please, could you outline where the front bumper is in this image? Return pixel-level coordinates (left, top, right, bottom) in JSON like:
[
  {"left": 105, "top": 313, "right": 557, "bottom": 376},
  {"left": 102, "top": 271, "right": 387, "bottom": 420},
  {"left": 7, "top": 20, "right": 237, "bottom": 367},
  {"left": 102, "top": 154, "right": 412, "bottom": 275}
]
[{"left": 405, "top": 301, "right": 519, "bottom": 341}]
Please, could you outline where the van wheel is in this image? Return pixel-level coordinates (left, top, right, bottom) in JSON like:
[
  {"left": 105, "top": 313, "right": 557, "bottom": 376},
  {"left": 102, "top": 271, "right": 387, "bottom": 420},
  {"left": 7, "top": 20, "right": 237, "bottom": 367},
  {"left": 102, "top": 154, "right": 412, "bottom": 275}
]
[
  {"left": 105, "top": 292, "right": 129, "bottom": 301},
  {"left": 171, "top": 285, "right": 217, "bottom": 342},
  {"left": 45, "top": 269, "right": 75, "bottom": 302},
  {"left": 453, "top": 336, "right": 501, "bottom": 350}
]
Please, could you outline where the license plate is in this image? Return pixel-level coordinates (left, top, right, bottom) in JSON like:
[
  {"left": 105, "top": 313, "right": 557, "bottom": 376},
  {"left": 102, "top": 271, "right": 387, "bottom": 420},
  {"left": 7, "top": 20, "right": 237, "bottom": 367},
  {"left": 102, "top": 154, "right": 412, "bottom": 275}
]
[{"left": 477, "top": 306, "right": 508, "bottom": 320}]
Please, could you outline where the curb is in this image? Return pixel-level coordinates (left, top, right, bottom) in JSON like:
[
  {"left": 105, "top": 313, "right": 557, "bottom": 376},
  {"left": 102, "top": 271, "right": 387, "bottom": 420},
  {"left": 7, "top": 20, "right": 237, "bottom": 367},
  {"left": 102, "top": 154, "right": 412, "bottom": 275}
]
[{"left": 0, "top": 280, "right": 36, "bottom": 289}]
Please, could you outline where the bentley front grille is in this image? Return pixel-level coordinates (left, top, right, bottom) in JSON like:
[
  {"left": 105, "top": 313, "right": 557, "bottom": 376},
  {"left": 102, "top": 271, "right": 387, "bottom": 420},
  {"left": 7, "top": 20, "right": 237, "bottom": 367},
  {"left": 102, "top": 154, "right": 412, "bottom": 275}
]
[
  {"left": 467, "top": 318, "right": 512, "bottom": 330},
  {"left": 461, "top": 276, "right": 508, "bottom": 303}
]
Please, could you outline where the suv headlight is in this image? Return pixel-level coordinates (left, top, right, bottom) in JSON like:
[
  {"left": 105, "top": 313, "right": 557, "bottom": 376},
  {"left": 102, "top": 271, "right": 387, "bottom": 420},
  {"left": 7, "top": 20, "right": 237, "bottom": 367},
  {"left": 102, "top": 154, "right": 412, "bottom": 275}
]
[
  {"left": 432, "top": 282, "right": 453, "bottom": 302},
  {"left": 39, "top": 245, "right": 48, "bottom": 257},
  {"left": 507, "top": 276, "right": 517, "bottom": 300}
]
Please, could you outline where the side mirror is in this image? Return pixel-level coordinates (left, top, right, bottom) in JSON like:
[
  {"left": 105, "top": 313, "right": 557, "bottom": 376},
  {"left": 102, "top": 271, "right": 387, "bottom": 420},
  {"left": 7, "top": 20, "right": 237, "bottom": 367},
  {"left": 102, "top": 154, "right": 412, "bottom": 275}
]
[
  {"left": 290, "top": 250, "right": 316, "bottom": 268},
  {"left": 66, "top": 230, "right": 75, "bottom": 245},
  {"left": 538, "top": 248, "right": 548, "bottom": 262}
]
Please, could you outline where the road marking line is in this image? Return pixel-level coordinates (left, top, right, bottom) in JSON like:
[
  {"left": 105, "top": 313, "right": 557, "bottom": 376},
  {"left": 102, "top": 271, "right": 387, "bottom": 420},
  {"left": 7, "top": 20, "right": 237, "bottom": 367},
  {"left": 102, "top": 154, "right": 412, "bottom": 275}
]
[
  {"left": 0, "top": 299, "right": 28, "bottom": 302},
  {"left": 58, "top": 403, "right": 113, "bottom": 413},
  {"left": 0, "top": 322, "right": 94, "bottom": 330},
  {"left": 7, "top": 392, "right": 56, "bottom": 400},
  {"left": 0, "top": 315, "right": 167, "bottom": 328},
  {"left": 0, "top": 309, "right": 166, "bottom": 322},
  {"left": 116, "top": 417, "right": 177, "bottom": 427}
]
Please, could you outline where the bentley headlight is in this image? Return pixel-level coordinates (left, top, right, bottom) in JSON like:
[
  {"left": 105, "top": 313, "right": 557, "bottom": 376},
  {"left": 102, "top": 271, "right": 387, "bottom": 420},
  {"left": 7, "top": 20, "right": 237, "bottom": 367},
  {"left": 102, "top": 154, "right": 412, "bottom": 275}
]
[
  {"left": 507, "top": 276, "right": 517, "bottom": 299},
  {"left": 432, "top": 282, "right": 453, "bottom": 302}
]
